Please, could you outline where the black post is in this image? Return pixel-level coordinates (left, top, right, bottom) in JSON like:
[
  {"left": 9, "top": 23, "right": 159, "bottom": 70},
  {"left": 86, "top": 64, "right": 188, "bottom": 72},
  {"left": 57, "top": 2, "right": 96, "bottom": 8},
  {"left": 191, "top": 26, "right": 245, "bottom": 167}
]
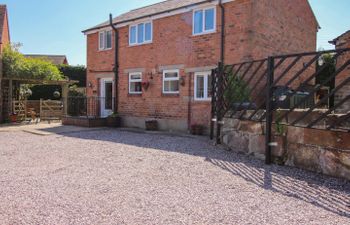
[
  {"left": 216, "top": 62, "right": 224, "bottom": 144},
  {"left": 210, "top": 69, "right": 216, "bottom": 140},
  {"left": 265, "top": 57, "right": 274, "bottom": 164}
]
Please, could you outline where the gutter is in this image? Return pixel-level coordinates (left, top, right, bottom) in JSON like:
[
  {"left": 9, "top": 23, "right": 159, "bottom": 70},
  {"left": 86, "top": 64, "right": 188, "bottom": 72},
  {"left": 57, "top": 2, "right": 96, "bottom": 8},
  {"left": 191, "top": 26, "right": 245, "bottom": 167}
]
[{"left": 109, "top": 14, "right": 119, "bottom": 114}]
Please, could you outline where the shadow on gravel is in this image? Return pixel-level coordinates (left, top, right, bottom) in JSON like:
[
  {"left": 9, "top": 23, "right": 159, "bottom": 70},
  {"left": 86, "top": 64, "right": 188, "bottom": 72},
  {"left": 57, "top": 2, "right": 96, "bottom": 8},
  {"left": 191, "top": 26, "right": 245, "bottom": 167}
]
[
  {"left": 207, "top": 157, "right": 350, "bottom": 218},
  {"left": 45, "top": 127, "right": 350, "bottom": 218}
]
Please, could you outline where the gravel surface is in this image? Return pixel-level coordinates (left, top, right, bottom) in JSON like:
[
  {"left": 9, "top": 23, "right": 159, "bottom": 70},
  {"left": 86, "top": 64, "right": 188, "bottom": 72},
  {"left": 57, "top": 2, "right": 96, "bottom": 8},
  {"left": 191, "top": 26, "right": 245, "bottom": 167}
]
[{"left": 0, "top": 128, "right": 349, "bottom": 225}]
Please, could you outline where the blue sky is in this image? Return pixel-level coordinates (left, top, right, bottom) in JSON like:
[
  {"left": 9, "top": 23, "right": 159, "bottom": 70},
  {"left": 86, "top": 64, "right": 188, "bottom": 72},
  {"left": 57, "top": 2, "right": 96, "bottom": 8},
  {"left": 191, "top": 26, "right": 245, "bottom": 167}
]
[{"left": 3, "top": 0, "right": 350, "bottom": 65}]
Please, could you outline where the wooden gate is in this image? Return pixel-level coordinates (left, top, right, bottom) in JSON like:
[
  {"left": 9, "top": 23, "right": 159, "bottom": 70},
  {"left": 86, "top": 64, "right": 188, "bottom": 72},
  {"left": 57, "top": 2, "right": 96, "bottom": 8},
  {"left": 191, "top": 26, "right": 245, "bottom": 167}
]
[
  {"left": 12, "top": 99, "right": 27, "bottom": 120},
  {"left": 40, "top": 99, "right": 63, "bottom": 120}
]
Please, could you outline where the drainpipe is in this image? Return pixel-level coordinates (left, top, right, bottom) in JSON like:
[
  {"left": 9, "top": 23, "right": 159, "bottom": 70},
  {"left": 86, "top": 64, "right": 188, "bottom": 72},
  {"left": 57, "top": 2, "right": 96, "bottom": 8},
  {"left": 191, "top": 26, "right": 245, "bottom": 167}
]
[
  {"left": 109, "top": 14, "right": 119, "bottom": 114},
  {"left": 215, "top": 0, "right": 225, "bottom": 143},
  {"left": 219, "top": 0, "right": 225, "bottom": 63}
]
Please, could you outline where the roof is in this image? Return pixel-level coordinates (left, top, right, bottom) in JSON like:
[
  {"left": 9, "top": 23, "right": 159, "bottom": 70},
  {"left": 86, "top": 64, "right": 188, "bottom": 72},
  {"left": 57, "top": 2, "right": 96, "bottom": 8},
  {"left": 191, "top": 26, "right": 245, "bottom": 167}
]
[
  {"left": 83, "top": 0, "right": 212, "bottom": 33},
  {"left": 329, "top": 30, "right": 350, "bottom": 45},
  {"left": 0, "top": 5, "right": 9, "bottom": 42},
  {"left": 24, "top": 54, "right": 69, "bottom": 65}
]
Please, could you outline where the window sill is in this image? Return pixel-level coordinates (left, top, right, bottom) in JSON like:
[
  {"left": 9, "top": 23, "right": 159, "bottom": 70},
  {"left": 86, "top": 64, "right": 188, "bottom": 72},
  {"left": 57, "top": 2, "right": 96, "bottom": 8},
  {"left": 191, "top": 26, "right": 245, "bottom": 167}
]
[
  {"left": 192, "top": 30, "right": 216, "bottom": 37},
  {"left": 128, "top": 41, "right": 153, "bottom": 47},
  {"left": 128, "top": 93, "right": 142, "bottom": 97},
  {"left": 194, "top": 98, "right": 212, "bottom": 102},
  {"left": 98, "top": 48, "right": 112, "bottom": 52},
  {"left": 162, "top": 93, "right": 180, "bottom": 97}
]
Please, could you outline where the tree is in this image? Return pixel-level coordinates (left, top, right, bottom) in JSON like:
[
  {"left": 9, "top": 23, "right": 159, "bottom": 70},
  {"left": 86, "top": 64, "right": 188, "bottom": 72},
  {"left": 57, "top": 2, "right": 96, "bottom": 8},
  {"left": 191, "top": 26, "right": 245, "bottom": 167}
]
[
  {"left": 2, "top": 44, "right": 64, "bottom": 81},
  {"left": 57, "top": 64, "right": 86, "bottom": 87}
]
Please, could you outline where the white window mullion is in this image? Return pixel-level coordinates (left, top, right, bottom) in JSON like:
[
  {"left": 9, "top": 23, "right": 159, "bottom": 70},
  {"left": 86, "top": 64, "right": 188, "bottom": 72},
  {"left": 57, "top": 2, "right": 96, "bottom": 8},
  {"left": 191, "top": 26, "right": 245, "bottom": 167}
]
[
  {"left": 136, "top": 25, "right": 139, "bottom": 44},
  {"left": 143, "top": 23, "right": 146, "bottom": 42},
  {"left": 104, "top": 31, "right": 107, "bottom": 49},
  {"left": 204, "top": 75, "right": 208, "bottom": 99}
]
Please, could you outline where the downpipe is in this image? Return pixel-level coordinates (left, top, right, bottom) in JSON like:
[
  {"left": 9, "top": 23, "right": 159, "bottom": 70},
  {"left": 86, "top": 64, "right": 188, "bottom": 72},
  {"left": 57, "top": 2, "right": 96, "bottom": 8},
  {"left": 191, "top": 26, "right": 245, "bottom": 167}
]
[{"left": 109, "top": 14, "right": 119, "bottom": 114}]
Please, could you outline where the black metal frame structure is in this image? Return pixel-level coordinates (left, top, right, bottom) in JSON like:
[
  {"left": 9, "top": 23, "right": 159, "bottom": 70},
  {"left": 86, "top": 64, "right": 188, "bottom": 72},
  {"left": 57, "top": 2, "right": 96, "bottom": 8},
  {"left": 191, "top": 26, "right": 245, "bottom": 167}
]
[{"left": 211, "top": 48, "right": 350, "bottom": 164}]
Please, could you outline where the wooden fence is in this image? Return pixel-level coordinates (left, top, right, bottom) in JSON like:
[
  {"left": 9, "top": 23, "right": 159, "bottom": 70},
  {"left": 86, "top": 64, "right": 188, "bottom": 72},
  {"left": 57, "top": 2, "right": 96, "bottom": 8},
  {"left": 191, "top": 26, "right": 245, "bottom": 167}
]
[{"left": 12, "top": 99, "right": 63, "bottom": 121}]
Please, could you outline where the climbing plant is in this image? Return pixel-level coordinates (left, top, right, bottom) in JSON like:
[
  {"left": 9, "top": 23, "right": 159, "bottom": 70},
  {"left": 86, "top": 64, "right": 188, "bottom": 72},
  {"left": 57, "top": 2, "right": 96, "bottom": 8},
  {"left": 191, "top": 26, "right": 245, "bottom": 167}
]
[{"left": 2, "top": 44, "right": 64, "bottom": 81}]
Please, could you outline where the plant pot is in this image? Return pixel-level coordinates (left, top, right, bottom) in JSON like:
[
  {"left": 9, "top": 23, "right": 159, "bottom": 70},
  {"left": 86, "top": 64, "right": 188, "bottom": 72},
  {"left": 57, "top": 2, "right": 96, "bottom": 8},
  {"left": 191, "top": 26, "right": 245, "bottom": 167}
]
[
  {"left": 145, "top": 120, "right": 158, "bottom": 131},
  {"left": 106, "top": 116, "right": 121, "bottom": 127},
  {"left": 191, "top": 124, "right": 205, "bottom": 135},
  {"left": 9, "top": 114, "right": 17, "bottom": 123}
]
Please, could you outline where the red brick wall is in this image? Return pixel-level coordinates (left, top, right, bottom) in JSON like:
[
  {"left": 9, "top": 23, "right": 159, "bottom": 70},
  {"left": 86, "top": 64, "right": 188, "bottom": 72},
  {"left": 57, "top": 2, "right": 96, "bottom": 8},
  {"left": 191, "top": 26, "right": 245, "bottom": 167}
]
[
  {"left": 249, "top": 0, "right": 318, "bottom": 88},
  {"left": 334, "top": 32, "right": 350, "bottom": 112},
  {"left": 86, "top": 0, "right": 318, "bottom": 130}
]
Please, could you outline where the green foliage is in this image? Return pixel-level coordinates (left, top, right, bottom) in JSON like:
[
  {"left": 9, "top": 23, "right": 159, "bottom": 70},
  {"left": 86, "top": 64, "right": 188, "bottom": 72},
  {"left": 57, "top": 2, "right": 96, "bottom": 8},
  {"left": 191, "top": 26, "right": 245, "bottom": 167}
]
[
  {"left": 57, "top": 64, "right": 86, "bottom": 87},
  {"left": 275, "top": 110, "right": 287, "bottom": 136},
  {"left": 68, "top": 85, "right": 85, "bottom": 98},
  {"left": 108, "top": 113, "right": 119, "bottom": 118},
  {"left": 28, "top": 85, "right": 61, "bottom": 100},
  {"left": 2, "top": 44, "right": 64, "bottom": 81},
  {"left": 316, "top": 53, "right": 336, "bottom": 87},
  {"left": 224, "top": 68, "right": 250, "bottom": 104}
]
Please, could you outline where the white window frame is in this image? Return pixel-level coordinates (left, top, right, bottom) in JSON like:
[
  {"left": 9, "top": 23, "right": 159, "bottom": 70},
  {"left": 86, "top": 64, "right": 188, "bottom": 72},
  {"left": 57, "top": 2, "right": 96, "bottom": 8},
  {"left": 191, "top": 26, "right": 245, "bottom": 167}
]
[
  {"left": 194, "top": 71, "right": 212, "bottom": 101},
  {"left": 99, "top": 30, "right": 112, "bottom": 51},
  {"left": 163, "top": 69, "right": 180, "bottom": 94},
  {"left": 129, "top": 21, "right": 153, "bottom": 46},
  {"left": 129, "top": 72, "right": 143, "bottom": 94},
  {"left": 192, "top": 7, "right": 216, "bottom": 36}
]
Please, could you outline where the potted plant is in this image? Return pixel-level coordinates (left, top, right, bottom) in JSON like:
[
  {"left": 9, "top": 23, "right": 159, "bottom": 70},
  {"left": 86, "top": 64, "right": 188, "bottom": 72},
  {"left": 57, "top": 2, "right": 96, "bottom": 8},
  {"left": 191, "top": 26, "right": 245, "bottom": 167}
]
[
  {"left": 106, "top": 113, "right": 121, "bottom": 127},
  {"left": 9, "top": 113, "right": 17, "bottom": 123},
  {"left": 145, "top": 120, "right": 158, "bottom": 131},
  {"left": 191, "top": 124, "right": 205, "bottom": 135}
]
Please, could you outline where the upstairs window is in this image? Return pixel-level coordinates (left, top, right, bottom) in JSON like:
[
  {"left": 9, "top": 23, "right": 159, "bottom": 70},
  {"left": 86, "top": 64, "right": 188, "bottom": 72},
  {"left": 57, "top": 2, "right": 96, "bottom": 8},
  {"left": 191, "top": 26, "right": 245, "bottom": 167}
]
[
  {"left": 99, "top": 30, "right": 112, "bottom": 50},
  {"left": 129, "top": 72, "right": 142, "bottom": 94},
  {"left": 193, "top": 7, "right": 215, "bottom": 35},
  {"left": 163, "top": 70, "right": 180, "bottom": 94},
  {"left": 129, "top": 22, "right": 152, "bottom": 45}
]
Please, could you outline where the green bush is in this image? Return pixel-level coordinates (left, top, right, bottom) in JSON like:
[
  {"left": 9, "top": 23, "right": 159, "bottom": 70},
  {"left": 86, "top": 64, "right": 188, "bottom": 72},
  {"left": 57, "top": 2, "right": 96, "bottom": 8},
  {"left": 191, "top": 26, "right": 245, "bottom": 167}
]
[
  {"left": 28, "top": 65, "right": 87, "bottom": 100},
  {"left": 57, "top": 64, "right": 86, "bottom": 87},
  {"left": 2, "top": 44, "right": 64, "bottom": 81},
  {"left": 28, "top": 85, "right": 61, "bottom": 100},
  {"left": 224, "top": 68, "right": 250, "bottom": 104}
]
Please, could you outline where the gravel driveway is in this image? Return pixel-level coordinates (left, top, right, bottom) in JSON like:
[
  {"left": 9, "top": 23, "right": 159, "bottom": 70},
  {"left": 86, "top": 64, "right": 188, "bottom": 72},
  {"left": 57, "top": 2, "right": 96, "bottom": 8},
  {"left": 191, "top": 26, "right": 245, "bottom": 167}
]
[{"left": 0, "top": 128, "right": 349, "bottom": 224}]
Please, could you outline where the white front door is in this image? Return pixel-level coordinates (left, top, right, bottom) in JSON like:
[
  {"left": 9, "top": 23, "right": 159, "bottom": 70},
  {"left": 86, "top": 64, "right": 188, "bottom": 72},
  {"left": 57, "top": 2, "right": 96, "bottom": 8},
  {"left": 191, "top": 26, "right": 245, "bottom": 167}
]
[{"left": 100, "top": 78, "right": 114, "bottom": 118}]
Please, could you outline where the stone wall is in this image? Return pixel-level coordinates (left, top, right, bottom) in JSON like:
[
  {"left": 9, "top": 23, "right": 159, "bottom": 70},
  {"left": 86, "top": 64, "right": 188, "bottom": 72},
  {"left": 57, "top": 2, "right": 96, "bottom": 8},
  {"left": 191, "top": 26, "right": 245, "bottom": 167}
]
[{"left": 222, "top": 118, "right": 350, "bottom": 180}]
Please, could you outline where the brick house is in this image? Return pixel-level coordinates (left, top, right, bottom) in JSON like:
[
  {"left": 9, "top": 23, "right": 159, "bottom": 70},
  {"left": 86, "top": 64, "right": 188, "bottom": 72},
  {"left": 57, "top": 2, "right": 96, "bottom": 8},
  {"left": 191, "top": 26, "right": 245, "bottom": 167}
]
[
  {"left": 83, "top": 0, "right": 319, "bottom": 132},
  {"left": 0, "top": 5, "right": 10, "bottom": 123},
  {"left": 330, "top": 30, "right": 350, "bottom": 113}
]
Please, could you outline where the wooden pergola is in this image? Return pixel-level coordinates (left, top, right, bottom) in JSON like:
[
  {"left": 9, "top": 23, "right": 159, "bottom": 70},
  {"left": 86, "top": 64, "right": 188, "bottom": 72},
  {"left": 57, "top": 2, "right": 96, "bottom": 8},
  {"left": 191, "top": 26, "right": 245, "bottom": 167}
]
[{"left": 2, "top": 76, "right": 78, "bottom": 116}]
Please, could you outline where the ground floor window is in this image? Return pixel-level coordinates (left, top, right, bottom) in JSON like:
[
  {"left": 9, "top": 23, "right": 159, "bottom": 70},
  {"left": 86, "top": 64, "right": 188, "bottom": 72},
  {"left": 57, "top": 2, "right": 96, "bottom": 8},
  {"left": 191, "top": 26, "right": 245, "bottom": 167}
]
[
  {"left": 194, "top": 71, "right": 212, "bottom": 100},
  {"left": 163, "top": 69, "right": 179, "bottom": 94},
  {"left": 129, "top": 72, "right": 142, "bottom": 94}
]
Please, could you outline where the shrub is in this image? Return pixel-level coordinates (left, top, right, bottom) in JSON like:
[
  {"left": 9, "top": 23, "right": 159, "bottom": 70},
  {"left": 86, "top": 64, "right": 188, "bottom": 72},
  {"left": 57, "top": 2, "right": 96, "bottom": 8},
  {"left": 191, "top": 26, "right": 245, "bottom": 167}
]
[
  {"left": 2, "top": 44, "right": 64, "bottom": 81},
  {"left": 224, "top": 68, "right": 250, "bottom": 104},
  {"left": 57, "top": 64, "right": 86, "bottom": 87}
]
